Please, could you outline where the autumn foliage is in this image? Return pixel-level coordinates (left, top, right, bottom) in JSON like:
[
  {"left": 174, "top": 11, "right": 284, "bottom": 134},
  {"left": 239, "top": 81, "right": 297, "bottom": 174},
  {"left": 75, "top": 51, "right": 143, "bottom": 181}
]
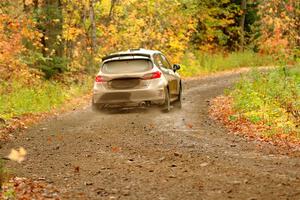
[
  {"left": 257, "top": 0, "right": 299, "bottom": 57},
  {"left": 0, "top": 14, "right": 32, "bottom": 81},
  {"left": 0, "top": 0, "right": 299, "bottom": 82},
  {"left": 210, "top": 67, "right": 300, "bottom": 148}
]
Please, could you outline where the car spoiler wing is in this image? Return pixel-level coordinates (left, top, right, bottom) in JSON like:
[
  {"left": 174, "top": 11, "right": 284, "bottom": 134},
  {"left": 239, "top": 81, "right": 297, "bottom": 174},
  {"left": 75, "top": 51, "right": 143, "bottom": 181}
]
[{"left": 102, "top": 53, "right": 151, "bottom": 62}]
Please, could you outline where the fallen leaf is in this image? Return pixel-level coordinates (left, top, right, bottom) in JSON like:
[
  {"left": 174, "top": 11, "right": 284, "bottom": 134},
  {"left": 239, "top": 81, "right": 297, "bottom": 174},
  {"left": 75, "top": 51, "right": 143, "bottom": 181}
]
[
  {"left": 200, "top": 162, "right": 209, "bottom": 167},
  {"left": 47, "top": 137, "right": 52, "bottom": 143},
  {"left": 112, "top": 147, "right": 121, "bottom": 153},
  {"left": 74, "top": 166, "right": 80, "bottom": 173},
  {"left": 186, "top": 123, "right": 193, "bottom": 129},
  {"left": 7, "top": 147, "right": 27, "bottom": 163}
]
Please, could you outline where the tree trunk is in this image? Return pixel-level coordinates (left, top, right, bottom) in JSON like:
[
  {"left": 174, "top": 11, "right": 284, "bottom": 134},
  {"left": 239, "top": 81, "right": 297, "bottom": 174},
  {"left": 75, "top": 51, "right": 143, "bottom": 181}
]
[
  {"left": 89, "top": 0, "right": 97, "bottom": 56},
  {"left": 33, "top": 0, "right": 39, "bottom": 9},
  {"left": 109, "top": 0, "right": 117, "bottom": 20},
  {"left": 86, "top": 0, "right": 97, "bottom": 72},
  {"left": 239, "top": 0, "right": 247, "bottom": 51},
  {"left": 23, "top": 0, "right": 30, "bottom": 12},
  {"left": 44, "top": 0, "right": 63, "bottom": 58}
]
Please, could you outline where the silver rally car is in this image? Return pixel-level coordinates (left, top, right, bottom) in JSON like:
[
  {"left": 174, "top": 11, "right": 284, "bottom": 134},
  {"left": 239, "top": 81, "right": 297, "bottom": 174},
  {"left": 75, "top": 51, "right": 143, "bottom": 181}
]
[{"left": 92, "top": 49, "right": 182, "bottom": 111}]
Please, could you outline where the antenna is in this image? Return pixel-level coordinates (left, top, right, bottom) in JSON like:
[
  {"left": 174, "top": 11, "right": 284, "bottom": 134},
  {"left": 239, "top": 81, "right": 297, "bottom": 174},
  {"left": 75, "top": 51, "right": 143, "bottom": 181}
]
[{"left": 129, "top": 48, "right": 141, "bottom": 52}]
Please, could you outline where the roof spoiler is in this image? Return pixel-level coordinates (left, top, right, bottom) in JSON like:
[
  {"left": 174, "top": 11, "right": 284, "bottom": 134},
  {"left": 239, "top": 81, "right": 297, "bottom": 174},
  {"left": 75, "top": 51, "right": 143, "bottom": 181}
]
[{"left": 102, "top": 53, "right": 151, "bottom": 62}]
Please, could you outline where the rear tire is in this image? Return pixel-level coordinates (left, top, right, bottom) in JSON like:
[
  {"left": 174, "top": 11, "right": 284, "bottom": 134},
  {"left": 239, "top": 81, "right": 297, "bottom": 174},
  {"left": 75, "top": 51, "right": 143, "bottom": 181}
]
[
  {"left": 163, "top": 88, "right": 171, "bottom": 112},
  {"left": 174, "top": 84, "right": 182, "bottom": 109},
  {"left": 92, "top": 99, "right": 103, "bottom": 112}
]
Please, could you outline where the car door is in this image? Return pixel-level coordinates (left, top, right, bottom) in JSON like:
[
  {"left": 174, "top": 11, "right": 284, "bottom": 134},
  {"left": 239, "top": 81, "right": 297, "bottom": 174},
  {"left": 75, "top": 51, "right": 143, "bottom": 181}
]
[{"left": 159, "top": 54, "right": 179, "bottom": 97}]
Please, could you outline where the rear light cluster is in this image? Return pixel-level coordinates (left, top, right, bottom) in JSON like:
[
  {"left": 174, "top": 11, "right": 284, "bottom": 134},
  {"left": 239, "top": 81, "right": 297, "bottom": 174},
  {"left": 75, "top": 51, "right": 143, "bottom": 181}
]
[
  {"left": 95, "top": 75, "right": 106, "bottom": 83},
  {"left": 95, "top": 71, "right": 162, "bottom": 83},
  {"left": 142, "top": 71, "right": 161, "bottom": 80}
]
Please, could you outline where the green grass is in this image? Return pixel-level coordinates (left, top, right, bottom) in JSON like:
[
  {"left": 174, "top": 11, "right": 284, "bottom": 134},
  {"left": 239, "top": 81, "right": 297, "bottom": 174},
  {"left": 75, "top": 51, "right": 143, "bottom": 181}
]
[
  {"left": 179, "top": 50, "right": 278, "bottom": 77},
  {"left": 0, "top": 77, "right": 93, "bottom": 120},
  {"left": 230, "top": 66, "right": 300, "bottom": 137}
]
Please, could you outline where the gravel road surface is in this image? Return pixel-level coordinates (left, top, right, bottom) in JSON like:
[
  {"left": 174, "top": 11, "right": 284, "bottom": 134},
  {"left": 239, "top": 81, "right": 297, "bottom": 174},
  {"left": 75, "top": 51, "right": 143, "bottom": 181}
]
[{"left": 2, "top": 72, "right": 300, "bottom": 200}]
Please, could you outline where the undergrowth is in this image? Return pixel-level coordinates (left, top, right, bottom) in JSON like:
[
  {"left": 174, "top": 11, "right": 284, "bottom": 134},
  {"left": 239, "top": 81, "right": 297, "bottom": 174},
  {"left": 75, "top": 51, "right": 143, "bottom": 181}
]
[
  {"left": 230, "top": 67, "right": 300, "bottom": 138},
  {"left": 0, "top": 76, "right": 93, "bottom": 120},
  {"left": 180, "top": 50, "right": 278, "bottom": 77}
]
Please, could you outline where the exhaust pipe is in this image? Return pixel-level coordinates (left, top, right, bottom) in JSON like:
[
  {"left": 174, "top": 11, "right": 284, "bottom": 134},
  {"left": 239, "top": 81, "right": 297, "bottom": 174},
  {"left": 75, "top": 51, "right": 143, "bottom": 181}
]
[
  {"left": 139, "top": 102, "right": 146, "bottom": 107},
  {"left": 145, "top": 101, "right": 151, "bottom": 107}
]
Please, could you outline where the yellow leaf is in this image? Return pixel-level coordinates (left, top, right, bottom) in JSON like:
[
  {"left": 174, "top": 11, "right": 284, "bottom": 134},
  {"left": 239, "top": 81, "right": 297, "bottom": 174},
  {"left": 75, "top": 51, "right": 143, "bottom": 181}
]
[
  {"left": 24, "top": 0, "right": 33, "bottom": 6},
  {"left": 7, "top": 147, "right": 27, "bottom": 163},
  {"left": 53, "top": 19, "right": 60, "bottom": 23}
]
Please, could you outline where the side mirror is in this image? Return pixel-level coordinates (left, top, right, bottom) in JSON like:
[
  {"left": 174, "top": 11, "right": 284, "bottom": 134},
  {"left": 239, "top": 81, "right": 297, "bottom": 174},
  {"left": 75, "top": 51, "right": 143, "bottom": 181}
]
[{"left": 173, "top": 64, "right": 181, "bottom": 72}]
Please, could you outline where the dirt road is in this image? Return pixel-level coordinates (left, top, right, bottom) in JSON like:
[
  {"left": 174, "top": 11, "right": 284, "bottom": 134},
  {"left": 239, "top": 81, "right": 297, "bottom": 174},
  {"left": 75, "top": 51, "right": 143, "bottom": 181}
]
[{"left": 2, "top": 72, "right": 300, "bottom": 200}]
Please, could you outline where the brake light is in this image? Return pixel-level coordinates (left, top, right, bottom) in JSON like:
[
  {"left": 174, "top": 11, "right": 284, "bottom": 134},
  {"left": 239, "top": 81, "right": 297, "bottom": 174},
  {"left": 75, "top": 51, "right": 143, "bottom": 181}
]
[
  {"left": 142, "top": 71, "right": 162, "bottom": 80},
  {"left": 95, "top": 75, "right": 106, "bottom": 83}
]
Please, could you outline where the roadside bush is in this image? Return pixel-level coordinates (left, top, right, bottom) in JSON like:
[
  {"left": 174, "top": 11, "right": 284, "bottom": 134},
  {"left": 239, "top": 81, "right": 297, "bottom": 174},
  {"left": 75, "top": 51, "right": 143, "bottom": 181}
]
[
  {"left": 0, "top": 76, "right": 93, "bottom": 120},
  {"left": 230, "top": 67, "right": 300, "bottom": 137},
  {"left": 180, "top": 50, "right": 277, "bottom": 77},
  {"left": 38, "top": 56, "right": 69, "bottom": 79},
  {"left": 0, "top": 159, "right": 10, "bottom": 190}
]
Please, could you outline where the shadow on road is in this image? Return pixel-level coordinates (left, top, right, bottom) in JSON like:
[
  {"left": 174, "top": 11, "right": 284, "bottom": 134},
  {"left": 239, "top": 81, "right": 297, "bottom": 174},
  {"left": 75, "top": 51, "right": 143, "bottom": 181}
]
[
  {"left": 93, "top": 106, "right": 153, "bottom": 115},
  {"left": 92, "top": 104, "right": 182, "bottom": 115}
]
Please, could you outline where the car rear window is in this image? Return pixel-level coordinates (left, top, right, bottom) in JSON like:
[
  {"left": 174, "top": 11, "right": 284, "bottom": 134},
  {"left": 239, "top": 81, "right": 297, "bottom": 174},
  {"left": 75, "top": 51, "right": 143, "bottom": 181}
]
[{"left": 101, "top": 59, "right": 153, "bottom": 74}]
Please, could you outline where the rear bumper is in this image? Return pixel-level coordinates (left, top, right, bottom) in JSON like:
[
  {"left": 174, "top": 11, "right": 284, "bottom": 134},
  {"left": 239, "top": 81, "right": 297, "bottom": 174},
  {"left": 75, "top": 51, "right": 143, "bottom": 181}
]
[{"left": 93, "top": 88, "right": 165, "bottom": 104}]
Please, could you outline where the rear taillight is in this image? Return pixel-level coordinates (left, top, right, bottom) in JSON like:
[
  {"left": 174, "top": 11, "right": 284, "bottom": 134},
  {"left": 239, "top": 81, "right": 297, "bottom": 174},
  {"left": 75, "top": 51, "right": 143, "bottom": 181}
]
[
  {"left": 142, "top": 71, "right": 162, "bottom": 80},
  {"left": 95, "top": 75, "right": 106, "bottom": 83}
]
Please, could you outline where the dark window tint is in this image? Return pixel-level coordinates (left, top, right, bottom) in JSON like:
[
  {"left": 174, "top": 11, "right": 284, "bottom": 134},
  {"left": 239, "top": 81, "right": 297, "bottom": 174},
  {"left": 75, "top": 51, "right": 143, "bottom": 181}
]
[
  {"left": 159, "top": 54, "right": 172, "bottom": 69},
  {"left": 153, "top": 54, "right": 163, "bottom": 68}
]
